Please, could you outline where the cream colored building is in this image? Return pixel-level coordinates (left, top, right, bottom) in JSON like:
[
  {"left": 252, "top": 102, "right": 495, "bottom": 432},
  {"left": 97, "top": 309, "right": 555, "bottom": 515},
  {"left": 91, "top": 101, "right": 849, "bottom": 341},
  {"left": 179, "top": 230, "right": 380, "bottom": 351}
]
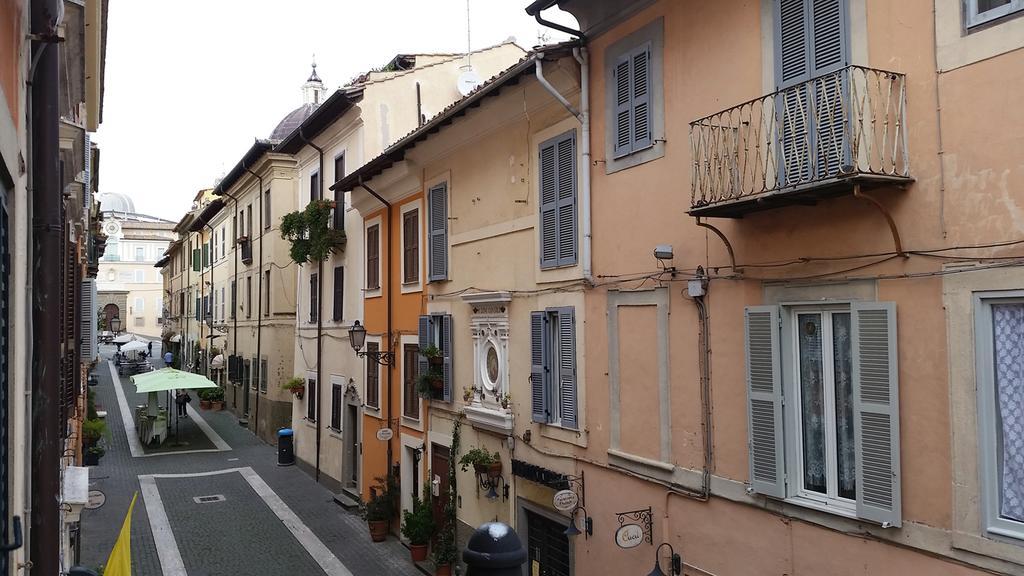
[
  {"left": 96, "top": 192, "right": 175, "bottom": 338},
  {"left": 277, "top": 43, "right": 525, "bottom": 500}
]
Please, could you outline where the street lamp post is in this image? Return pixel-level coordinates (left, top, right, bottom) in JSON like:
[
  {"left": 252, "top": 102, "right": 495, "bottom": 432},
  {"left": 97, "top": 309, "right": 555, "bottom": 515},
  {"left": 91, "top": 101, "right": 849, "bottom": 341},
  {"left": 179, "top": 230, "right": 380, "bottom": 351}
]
[
  {"left": 110, "top": 316, "right": 121, "bottom": 335},
  {"left": 347, "top": 320, "right": 395, "bottom": 366}
]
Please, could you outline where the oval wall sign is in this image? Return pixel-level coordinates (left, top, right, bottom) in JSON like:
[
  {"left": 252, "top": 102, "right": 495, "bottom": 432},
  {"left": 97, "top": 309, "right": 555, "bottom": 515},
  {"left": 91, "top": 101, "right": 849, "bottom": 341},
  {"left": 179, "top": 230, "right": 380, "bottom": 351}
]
[
  {"left": 614, "top": 523, "right": 645, "bottom": 549},
  {"left": 375, "top": 428, "right": 394, "bottom": 441},
  {"left": 552, "top": 489, "right": 578, "bottom": 511}
]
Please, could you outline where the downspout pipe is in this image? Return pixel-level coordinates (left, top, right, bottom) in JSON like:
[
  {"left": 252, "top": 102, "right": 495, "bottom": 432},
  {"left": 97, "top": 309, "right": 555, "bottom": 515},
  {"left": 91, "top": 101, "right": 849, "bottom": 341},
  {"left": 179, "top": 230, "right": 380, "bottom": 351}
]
[
  {"left": 535, "top": 50, "right": 593, "bottom": 284},
  {"left": 298, "top": 129, "right": 325, "bottom": 482},
  {"left": 358, "top": 179, "right": 394, "bottom": 499},
  {"left": 203, "top": 223, "right": 214, "bottom": 377},
  {"left": 243, "top": 166, "right": 265, "bottom": 440},
  {"left": 219, "top": 190, "right": 241, "bottom": 411},
  {"left": 28, "top": 0, "right": 61, "bottom": 570}
]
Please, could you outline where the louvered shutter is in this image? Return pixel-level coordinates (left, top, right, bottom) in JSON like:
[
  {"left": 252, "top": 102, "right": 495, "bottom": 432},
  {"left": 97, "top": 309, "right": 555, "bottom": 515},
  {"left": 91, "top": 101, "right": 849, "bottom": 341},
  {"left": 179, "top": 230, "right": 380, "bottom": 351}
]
[
  {"left": 192, "top": 248, "right": 200, "bottom": 272},
  {"left": 80, "top": 279, "right": 96, "bottom": 361},
  {"left": 538, "top": 140, "right": 558, "bottom": 269},
  {"left": 228, "top": 355, "right": 238, "bottom": 382},
  {"left": 631, "top": 43, "right": 652, "bottom": 151},
  {"left": 441, "top": 314, "right": 453, "bottom": 402},
  {"left": 530, "top": 311, "right": 547, "bottom": 423},
  {"left": 776, "top": 0, "right": 813, "bottom": 186},
  {"left": 261, "top": 358, "right": 268, "bottom": 392},
  {"left": 809, "top": 0, "right": 848, "bottom": 178},
  {"left": 852, "top": 301, "right": 901, "bottom": 527},
  {"left": 745, "top": 306, "right": 785, "bottom": 498},
  {"left": 556, "top": 308, "right": 577, "bottom": 429},
  {"left": 428, "top": 183, "right": 448, "bottom": 282},
  {"left": 418, "top": 315, "right": 431, "bottom": 392},
  {"left": 612, "top": 53, "right": 632, "bottom": 158},
  {"left": 555, "top": 133, "right": 577, "bottom": 267}
]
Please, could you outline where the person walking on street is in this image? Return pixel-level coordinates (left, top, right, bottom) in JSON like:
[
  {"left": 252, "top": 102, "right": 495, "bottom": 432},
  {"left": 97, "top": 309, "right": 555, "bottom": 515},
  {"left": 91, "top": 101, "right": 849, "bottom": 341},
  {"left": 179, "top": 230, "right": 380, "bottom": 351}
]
[
  {"left": 147, "top": 341, "right": 153, "bottom": 358},
  {"left": 175, "top": 389, "right": 190, "bottom": 417},
  {"left": 164, "top": 350, "right": 173, "bottom": 366}
]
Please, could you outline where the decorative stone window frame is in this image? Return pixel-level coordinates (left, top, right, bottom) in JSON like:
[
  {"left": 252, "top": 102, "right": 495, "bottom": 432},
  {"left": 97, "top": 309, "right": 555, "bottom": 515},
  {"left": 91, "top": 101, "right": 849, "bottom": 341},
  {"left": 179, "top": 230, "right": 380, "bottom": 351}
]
[
  {"left": 945, "top": 265, "right": 1024, "bottom": 568},
  {"left": 461, "top": 291, "right": 513, "bottom": 435}
]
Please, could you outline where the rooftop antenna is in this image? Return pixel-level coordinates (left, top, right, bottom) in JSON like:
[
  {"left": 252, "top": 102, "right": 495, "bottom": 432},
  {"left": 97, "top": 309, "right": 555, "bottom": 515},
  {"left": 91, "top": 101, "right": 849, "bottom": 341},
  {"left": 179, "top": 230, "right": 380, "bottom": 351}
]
[{"left": 457, "top": 0, "right": 482, "bottom": 96}]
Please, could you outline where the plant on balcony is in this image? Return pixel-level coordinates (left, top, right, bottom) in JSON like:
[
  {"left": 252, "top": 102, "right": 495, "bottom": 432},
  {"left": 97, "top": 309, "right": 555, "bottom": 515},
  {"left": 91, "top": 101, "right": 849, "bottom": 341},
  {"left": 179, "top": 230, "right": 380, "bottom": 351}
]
[
  {"left": 421, "top": 344, "right": 442, "bottom": 367},
  {"left": 459, "top": 446, "right": 501, "bottom": 476},
  {"left": 401, "top": 489, "right": 434, "bottom": 562},
  {"left": 282, "top": 377, "right": 305, "bottom": 399},
  {"left": 362, "top": 475, "right": 396, "bottom": 543},
  {"left": 279, "top": 199, "right": 346, "bottom": 265},
  {"left": 417, "top": 369, "right": 444, "bottom": 399}
]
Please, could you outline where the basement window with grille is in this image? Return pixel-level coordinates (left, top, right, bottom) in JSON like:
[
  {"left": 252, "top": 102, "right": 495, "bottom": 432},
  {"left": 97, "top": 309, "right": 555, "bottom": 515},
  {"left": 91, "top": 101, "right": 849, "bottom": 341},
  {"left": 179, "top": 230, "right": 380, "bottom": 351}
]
[{"left": 744, "top": 301, "right": 901, "bottom": 527}]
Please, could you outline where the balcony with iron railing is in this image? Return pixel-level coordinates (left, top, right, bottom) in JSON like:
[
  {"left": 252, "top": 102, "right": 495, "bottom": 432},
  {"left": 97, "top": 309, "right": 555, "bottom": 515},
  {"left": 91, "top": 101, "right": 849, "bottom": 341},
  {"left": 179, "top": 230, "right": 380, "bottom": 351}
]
[{"left": 689, "top": 66, "right": 911, "bottom": 218}]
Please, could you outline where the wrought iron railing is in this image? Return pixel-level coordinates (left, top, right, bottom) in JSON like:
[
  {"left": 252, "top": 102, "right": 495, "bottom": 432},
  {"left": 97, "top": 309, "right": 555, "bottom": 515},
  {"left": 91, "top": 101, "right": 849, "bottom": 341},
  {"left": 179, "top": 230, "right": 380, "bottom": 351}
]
[{"left": 690, "top": 65, "right": 910, "bottom": 212}]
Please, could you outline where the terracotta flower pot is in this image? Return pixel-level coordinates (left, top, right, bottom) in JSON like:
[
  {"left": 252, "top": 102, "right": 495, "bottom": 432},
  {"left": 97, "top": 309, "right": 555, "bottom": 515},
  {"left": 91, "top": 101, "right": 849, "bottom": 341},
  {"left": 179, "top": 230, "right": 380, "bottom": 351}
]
[
  {"left": 429, "top": 376, "right": 444, "bottom": 392},
  {"left": 199, "top": 400, "right": 212, "bottom": 410},
  {"left": 211, "top": 400, "right": 224, "bottom": 411},
  {"left": 487, "top": 461, "right": 502, "bottom": 478},
  {"left": 428, "top": 356, "right": 443, "bottom": 368},
  {"left": 473, "top": 463, "right": 488, "bottom": 476},
  {"left": 290, "top": 387, "right": 304, "bottom": 400},
  {"left": 410, "top": 543, "right": 428, "bottom": 562},
  {"left": 368, "top": 520, "right": 388, "bottom": 542},
  {"left": 435, "top": 564, "right": 451, "bottom": 576}
]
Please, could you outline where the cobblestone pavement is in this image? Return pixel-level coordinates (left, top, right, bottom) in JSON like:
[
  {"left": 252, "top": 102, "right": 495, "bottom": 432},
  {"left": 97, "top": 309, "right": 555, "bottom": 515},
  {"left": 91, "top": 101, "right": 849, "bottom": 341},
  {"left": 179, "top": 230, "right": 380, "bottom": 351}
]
[{"left": 81, "top": 344, "right": 420, "bottom": 576}]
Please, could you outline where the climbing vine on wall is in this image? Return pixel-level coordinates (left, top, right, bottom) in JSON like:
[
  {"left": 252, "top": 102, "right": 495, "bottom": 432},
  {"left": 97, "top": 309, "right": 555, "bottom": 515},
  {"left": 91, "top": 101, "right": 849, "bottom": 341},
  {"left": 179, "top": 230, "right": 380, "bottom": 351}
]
[{"left": 279, "top": 199, "right": 346, "bottom": 264}]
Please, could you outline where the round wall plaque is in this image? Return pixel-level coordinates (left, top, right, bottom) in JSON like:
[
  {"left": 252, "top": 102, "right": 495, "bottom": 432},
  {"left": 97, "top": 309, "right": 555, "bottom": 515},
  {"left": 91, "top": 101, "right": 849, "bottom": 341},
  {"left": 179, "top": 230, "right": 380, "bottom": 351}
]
[
  {"left": 552, "top": 489, "right": 578, "bottom": 511},
  {"left": 376, "top": 428, "right": 394, "bottom": 441},
  {"left": 614, "top": 524, "right": 645, "bottom": 549}
]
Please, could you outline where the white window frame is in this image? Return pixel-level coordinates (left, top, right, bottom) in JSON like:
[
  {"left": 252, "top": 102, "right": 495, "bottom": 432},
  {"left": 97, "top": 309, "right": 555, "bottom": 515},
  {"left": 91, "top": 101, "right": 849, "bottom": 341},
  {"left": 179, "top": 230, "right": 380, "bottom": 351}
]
[
  {"left": 967, "top": 0, "right": 1024, "bottom": 27},
  {"left": 399, "top": 199, "right": 422, "bottom": 294},
  {"left": 134, "top": 297, "right": 145, "bottom": 313},
  {"left": 364, "top": 216, "right": 382, "bottom": 298},
  {"left": 135, "top": 246, "right": 144, "bottom": 261},
  {"left": 974, "top": 292, "right": 1024, "bottom": 541},
  {"left": 784, "top": 304, "right": 857, "bottom": 517},
  {"left": 329, "top": 374, "right": 345, "bottom": 432},
  {"left": 134, "top": 269, "right": 145, "bottom": 283},
  {"left": 400, "top": 334, "right": 423, "bottom": 430}
]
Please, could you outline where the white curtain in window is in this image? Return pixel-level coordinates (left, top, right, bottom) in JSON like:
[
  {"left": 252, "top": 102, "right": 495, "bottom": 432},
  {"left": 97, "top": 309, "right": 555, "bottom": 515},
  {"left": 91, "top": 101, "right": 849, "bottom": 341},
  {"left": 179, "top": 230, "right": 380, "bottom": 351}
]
[
  {"left": 992, "top": 304, "right": 1024, "bottom": 523},
  {"left": 798, "top": 313, "right": 827, "bottom": 493},
  {"left": 832, "top": 313, "right": 856, "bottom": 499}
]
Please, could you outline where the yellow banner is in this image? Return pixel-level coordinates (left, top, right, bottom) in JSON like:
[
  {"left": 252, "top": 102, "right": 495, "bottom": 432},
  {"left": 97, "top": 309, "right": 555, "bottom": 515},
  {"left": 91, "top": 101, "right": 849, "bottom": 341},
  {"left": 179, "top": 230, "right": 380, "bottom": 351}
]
[{"left": 104, "top": 492, "right": 137, "bottom": 576}]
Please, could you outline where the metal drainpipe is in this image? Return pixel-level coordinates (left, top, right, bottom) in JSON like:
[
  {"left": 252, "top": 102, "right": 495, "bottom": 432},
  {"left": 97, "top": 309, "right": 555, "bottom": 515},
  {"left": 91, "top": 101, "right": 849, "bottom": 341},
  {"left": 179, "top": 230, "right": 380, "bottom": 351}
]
[
  {"left": 218, "top": 190, "right": 241, "bottom": 412},
  {"left": 243, "top": 166, "right": 265, "bottom": 440},
  {"left": 297, "top": 129, "right": 325, "bottom": 482},
  {"left": 28, "top": 0, "right": 61, "bottom": 569},
  {"left": 203, "top": 223, "right": 215, "bottom": 377},
  {"left": 358, "top": 180, "right": 394, "bottom": 497}
]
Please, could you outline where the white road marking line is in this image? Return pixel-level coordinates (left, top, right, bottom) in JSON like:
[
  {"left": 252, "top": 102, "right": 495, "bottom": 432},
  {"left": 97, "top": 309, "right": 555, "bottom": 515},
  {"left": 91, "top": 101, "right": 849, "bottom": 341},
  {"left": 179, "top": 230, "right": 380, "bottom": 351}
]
[
  {"left": 108, "top": 361, "right": 144, "bottom": 458},
  {"left": 138, "top": 475, "right": 188, "bottom": 576},
  {"left": 185, "top": 403, "right": 231, "bottom": 451},
  {"left": 139, "top": 467, "right": 353, "bottom": 576}
]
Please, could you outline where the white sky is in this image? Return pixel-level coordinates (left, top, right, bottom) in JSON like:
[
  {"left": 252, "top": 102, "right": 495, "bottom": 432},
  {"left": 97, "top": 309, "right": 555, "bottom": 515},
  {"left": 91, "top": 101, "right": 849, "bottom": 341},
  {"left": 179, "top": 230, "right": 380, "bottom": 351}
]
[{"left": 95, "top": 1, "right": 576, "bottom": 220}]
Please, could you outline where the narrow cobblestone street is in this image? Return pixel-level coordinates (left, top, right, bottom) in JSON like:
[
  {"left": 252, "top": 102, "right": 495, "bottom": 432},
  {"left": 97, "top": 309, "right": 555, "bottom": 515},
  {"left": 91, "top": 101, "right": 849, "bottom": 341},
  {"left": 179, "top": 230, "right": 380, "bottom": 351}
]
[{"left": 80, "top": 344, "right": 420, "bottom": 576}]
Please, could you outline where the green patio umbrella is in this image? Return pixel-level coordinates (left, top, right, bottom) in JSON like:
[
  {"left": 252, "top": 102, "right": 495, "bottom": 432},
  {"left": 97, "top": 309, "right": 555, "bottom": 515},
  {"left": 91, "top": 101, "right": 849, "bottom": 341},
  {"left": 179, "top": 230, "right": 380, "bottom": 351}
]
[{"left": 131, "top": 368, "right": 218, "bottom": 393}]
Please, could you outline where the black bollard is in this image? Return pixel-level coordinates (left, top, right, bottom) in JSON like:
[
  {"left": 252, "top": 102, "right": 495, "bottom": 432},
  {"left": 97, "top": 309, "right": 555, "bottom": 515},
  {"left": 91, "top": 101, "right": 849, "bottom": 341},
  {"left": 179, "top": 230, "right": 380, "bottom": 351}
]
[{"left": 463, "top": 522, "right": 528, "bottom": 576}]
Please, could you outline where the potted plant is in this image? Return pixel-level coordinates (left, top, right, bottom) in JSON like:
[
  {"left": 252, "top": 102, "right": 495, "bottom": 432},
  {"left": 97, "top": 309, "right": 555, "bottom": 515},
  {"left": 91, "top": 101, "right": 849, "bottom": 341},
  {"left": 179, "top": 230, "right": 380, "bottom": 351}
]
[
  {"left": 459, "top": 446, "right": 501, "bottom": 476},
  {"left": 417, "top": 370, "right": 444, "bottom": 398},
  {"left": 401, "top": 490, "right": 434, "bottom": 562},
  {"left": 83, "top": 444, "right": 105, "bottom": 466},
  {"left": 208, "top": 387, "right": 225, "bottom": 410},
  {"left": 197, "top": 388, "right": 212, "bottom": 410},
  {"left": 432, "top": 529, "right": 457, "bottom": 576},
  {"left": 422, "top": 344, "right": 443, "bottom": 368},
  {"left": 81, "top": 417, "right": 105, "bottom": 449},
  {"left": 280, "top": 199, "right": 347, "bottom": 265},
  {"left": 363, "top": 476, "right": 394, "bottom": 542},
  {"left": 462, "top": 387, "right": 474, "bottom": 402},
  {"left": 282, "top": 377, "right": 305, "bottom": 400}
]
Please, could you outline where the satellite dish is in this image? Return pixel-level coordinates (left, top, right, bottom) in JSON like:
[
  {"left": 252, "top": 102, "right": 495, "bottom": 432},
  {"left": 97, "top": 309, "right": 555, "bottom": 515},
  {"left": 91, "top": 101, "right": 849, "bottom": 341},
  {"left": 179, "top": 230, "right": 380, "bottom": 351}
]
[{"left": 457, "top": 69, "right": 482, "bottom": 96}]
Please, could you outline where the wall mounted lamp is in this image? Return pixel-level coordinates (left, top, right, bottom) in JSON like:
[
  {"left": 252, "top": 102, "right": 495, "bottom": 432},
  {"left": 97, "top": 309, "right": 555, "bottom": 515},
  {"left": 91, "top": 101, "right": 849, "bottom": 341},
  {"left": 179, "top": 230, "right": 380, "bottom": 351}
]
[
  {"left": 564, "top": 505, "right": 592, "bottom": 539},
  {"left": 647, "top": 542, "right": 682, "bottom": 576},
  {"left": 348, "top": 320, "right": 394, "bottom": 366}
]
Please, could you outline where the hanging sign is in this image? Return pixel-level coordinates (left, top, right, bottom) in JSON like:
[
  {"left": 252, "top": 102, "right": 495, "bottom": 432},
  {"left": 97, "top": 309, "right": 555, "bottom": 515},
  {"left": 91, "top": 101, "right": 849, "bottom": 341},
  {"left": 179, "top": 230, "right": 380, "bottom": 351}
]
[
  {"left": 375, "top": 428, "right": 394, "bottom": 441},
  {"left": 552, "top": 489, "right": 578, "bottom": 511},
  {"left": 614, "top": 524, "right": 645, "bottom": 549},
  {"left": 86, "top": 490, "right": 106, "bottom": 510}
]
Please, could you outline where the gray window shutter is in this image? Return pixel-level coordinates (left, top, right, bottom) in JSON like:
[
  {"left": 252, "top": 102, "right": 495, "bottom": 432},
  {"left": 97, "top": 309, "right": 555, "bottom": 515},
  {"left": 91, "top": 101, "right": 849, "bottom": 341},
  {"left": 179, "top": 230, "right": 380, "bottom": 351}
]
[
  {"left": 80, "top": 279, "right": 96, "bottom": 362},
  {"left": 531, "top": 311, "right": 547, "bottom": 423},
  {"left": 612, "top": 53, "right": 632, "bottom": 158},
  {"left": 809, "top": 0, "right": 849, "bottom": 179},
  {"left": 555, "top": 133, "right": 577, "bottom": 267},
  {"left": 776, "top": 0, "right": 812, "bottom": 186},
  {"left": 852, "top": 301, "right": 901, "bottom": 528},
  {"left": 745, "top": 306, "right": 785, "bottom": 498},
  {"left": 428, "top": 183, "right": 448, "bottom": 281},
  {"left": 556, "top": 308, "right": 576, "bottom": 429},
  {"left": 441, "top": 314, "right": 453, "bottom": 402},
  {"left": 418, "top": 315, "right": 430, "bottom": 384},
  {"left": 631, "top": 43, "right": 652, "bottom": 151},
  {"left": 539, "top": 141, "right": 558, "bottom": 269}
]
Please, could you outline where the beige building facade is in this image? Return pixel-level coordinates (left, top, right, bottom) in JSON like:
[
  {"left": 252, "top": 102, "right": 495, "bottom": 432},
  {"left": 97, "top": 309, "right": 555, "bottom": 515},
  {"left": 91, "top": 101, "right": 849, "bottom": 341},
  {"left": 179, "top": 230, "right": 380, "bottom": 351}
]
[{"left": 278, "top": 43, "right": 525, "bottom": 497}]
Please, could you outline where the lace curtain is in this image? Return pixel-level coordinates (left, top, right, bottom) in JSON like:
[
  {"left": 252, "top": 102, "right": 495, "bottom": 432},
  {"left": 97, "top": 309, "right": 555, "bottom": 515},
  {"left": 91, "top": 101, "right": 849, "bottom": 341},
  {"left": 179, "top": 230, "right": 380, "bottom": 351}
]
[
  {"left": 797, "top": 312, "right": 856, "bottom": 498},
  {"left": 992, "top": 304, "right": 1024, "bottom": 523}
]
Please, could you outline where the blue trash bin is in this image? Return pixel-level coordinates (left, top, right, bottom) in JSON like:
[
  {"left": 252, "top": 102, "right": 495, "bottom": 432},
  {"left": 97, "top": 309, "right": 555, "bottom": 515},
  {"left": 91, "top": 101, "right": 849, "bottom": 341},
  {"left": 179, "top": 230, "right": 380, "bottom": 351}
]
[{"left": 278, "top": 428, "right": 295, "bottom": 466}]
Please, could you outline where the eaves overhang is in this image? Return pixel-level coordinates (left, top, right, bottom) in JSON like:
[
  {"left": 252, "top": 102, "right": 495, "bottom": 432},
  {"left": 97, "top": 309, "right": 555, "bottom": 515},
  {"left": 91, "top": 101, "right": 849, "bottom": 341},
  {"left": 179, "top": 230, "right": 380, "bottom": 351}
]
[
  {"left": 187, "top": 199, "right": 225, "bottom": 232},
  {"left": 213, "top": 140, "right": 277, "bottom": 196}
]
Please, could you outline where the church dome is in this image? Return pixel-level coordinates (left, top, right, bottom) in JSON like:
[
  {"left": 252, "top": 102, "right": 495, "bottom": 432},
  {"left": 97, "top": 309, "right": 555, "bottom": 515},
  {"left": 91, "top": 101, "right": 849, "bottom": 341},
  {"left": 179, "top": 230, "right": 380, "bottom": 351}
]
[
  {"left": 269, "top": 103, "right": 318, "bottom": 140},
  {"left": 97, "top": 192, "right": 137, "bottom": 214}
]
